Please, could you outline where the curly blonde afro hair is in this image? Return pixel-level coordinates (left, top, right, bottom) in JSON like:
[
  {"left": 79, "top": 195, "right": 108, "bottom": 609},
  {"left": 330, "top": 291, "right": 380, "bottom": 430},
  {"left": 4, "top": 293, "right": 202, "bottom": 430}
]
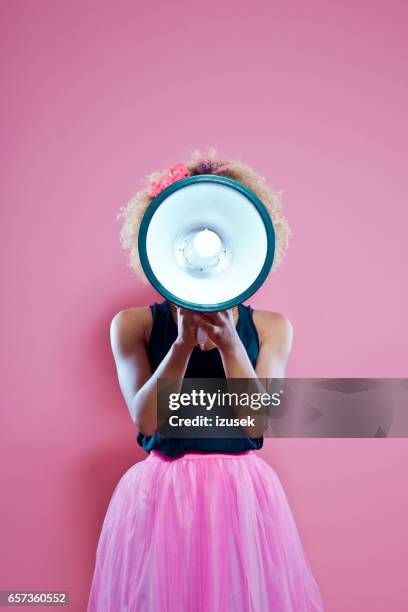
[{"left": 117, "top": 147, "right": 292, "bottom": 284}]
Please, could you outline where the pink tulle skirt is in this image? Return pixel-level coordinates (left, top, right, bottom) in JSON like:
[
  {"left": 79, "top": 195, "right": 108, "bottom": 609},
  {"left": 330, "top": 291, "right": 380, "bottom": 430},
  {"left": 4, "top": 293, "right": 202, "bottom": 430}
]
[{"left": 87, "top": 450, "right": 324, "bottom": 611}]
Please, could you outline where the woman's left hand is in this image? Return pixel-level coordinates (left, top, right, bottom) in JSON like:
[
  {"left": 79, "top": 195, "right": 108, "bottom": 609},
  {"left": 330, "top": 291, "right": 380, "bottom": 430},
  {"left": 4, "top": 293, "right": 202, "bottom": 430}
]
[{"left": 192, "top": 309, "right": 241, "bottom": 354}]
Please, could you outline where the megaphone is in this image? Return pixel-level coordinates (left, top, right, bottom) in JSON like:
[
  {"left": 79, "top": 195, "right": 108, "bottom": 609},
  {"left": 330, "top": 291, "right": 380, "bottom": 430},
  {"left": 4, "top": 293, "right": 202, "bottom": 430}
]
[{"left": 138, "top": 174, "right": 275, "bottom": 347}]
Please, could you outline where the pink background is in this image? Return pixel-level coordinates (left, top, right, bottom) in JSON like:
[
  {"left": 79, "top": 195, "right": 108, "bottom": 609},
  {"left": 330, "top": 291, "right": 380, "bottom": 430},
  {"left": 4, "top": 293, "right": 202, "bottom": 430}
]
[{"left": 1, "top": 0, "right": 407, "bottom": 610}]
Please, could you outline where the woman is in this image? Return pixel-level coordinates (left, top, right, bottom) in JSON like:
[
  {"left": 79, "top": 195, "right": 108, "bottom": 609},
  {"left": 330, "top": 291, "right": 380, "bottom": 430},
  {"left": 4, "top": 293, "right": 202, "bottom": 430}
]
[{"left": 87, "top": 149, "right": 325, "bottom": 611}]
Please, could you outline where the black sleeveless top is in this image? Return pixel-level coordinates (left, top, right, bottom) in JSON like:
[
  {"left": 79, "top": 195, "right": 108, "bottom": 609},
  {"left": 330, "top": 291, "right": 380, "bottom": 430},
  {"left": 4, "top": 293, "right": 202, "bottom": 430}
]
[{"left": 137, "top": 299, "right": 264, "bottom": 458}]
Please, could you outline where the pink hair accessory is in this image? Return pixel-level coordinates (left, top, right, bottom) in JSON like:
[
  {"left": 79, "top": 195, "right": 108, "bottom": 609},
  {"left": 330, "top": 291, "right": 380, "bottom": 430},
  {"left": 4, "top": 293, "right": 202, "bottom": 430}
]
[{"left": 149, "top": 162, "right": 190, "bottom": 198}]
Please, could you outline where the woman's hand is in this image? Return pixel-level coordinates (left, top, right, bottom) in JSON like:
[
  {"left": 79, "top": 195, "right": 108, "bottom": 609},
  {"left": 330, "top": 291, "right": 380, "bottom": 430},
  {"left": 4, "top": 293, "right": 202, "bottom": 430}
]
[
  {"left": 174, "top": 307, "right": 199, "bottom": 352},
  {"left": 192, "top": 309, "right": 241, "bottom": 354}
]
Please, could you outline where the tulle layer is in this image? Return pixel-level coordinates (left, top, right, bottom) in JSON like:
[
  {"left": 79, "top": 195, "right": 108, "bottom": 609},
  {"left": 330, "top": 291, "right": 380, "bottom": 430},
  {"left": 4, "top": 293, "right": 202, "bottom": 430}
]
[{"left": 87, "top": 450, "right": 324, "bottom": 612}]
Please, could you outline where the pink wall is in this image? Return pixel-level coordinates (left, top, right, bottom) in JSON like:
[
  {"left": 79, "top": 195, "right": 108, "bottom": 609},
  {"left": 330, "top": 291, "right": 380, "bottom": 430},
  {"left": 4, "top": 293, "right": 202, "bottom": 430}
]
[{"left": 1, "top": 0, "right": 407, "bottom": 609}]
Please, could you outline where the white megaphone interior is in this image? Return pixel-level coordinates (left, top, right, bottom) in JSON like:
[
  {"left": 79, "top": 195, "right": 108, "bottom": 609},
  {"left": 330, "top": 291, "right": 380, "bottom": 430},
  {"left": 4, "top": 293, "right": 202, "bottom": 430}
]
[{"left": 145, "top": 182, "right": 268, "bottom": 307}]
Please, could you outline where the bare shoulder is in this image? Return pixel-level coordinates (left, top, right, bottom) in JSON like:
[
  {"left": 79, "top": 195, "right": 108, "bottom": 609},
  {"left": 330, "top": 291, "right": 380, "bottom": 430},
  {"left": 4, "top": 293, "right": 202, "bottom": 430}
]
[
  {"left": 251, "top": 308, "right": 294, "bottom": 348},
  {"left": 110, "top": 306, "right": 153, "bottom": 356}
]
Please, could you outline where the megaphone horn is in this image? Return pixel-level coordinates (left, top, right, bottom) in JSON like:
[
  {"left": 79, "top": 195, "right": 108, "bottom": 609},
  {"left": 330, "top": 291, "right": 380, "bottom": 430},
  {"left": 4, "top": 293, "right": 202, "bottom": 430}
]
[{"left": 138, "top": 174, "right": 275, "bottom": 347}]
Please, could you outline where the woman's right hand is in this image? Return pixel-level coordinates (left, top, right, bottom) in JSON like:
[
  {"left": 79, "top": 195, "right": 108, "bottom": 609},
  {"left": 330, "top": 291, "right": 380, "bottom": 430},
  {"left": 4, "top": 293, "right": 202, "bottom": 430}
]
[{"left": 174, "top": 306, "right": 199, "bottom": 352}]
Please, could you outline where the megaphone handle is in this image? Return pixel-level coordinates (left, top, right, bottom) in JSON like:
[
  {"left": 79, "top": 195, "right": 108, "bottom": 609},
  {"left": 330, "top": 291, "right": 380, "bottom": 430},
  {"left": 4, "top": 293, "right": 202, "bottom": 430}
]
[{"left": 196, "top": 326, "right": 208, "bottom": 350}]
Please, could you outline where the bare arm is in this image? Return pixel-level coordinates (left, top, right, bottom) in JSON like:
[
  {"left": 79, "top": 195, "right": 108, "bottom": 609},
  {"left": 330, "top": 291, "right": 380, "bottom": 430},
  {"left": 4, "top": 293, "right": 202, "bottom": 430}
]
[
  {"left": 246, "top": 310, "right": 293, "bottom": 379},
  {"left": 192, "top": 308, "right": 294, "bottom": 434},
  {"left": 192, "top": 308, "right": 293, "bottom": 378},
  {"left": 110, "top": 307, "right": 198, "bottom": 436}
]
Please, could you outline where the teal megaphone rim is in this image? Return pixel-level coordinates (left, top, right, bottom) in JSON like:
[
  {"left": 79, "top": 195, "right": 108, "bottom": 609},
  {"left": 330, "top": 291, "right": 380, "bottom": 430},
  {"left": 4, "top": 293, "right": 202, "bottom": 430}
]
[{"left": 138, "top": 174, "right": 275, "bottom": 312}]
